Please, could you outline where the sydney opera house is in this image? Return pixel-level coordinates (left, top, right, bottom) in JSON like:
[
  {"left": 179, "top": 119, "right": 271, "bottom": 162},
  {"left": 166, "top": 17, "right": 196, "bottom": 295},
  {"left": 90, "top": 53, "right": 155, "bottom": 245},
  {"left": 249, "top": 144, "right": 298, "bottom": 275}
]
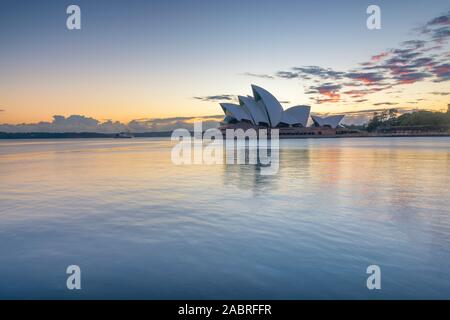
[{"left": 219, "top": 85, "right": 355, "bottom": 137}]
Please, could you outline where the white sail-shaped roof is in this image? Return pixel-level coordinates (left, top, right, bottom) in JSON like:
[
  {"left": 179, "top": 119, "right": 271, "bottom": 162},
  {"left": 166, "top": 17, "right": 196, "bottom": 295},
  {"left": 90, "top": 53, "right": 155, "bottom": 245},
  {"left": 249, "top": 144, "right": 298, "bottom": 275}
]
[
  {"left": 218, "top": 86, "right": 333, "bottom": 128},
  {"left": 311, "top": 115, "right": 344, "bottom": 129},
  {"left": 238, "top": 95, "right": 269, "bottom": 125},
  {"left": 220, "top": 103, "right": 253, "bottom": 123},
  {"left": 284, "top": 105, "right": 311, "bottom": 127},
  {"left": 251, "top": 85, "right": 283, "bottom": 127},
  {"left": 279, "top": 112, "right": 297, "bottom": 125}
]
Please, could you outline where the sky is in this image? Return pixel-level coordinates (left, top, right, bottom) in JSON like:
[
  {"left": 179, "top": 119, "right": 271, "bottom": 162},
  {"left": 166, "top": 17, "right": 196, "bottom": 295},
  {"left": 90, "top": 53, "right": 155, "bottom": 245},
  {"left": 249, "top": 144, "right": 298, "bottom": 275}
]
[{"left": 0, "top": 0, "right": 449, "bottom": 131}]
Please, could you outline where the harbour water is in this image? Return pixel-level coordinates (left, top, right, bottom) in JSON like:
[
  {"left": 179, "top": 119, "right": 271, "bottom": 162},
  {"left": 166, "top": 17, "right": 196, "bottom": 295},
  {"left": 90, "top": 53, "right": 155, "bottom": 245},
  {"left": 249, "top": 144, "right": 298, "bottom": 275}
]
[{"left": 0, "top": 137, "right": 449, "bottom": 299}]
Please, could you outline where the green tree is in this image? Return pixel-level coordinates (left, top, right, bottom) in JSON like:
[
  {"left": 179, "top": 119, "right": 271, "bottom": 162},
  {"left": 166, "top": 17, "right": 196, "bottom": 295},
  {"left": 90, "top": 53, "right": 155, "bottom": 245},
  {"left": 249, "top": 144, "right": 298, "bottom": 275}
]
[
  {"left": 367, "top": 112, "right": 381, "bottom": 132},
  {"left": 366, "top": 108, "right": 398, "bottom": 132}
]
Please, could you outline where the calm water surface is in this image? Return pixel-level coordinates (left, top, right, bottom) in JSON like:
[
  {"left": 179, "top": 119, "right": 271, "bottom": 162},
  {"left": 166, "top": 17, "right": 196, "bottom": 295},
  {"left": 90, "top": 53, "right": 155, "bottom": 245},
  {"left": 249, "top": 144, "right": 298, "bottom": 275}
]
[{"left": 0, "top": 137, "right": 449, "bottom": 299}]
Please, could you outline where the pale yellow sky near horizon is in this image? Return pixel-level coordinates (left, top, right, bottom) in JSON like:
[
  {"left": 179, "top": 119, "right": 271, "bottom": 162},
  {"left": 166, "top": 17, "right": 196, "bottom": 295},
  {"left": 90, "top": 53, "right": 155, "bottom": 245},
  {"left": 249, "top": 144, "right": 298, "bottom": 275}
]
[
  {"left": 1, "top": 75, "right": 449, "bottom": 125},
  {"left": 1, "top": 2, "right": 449, "bottom": 126}
]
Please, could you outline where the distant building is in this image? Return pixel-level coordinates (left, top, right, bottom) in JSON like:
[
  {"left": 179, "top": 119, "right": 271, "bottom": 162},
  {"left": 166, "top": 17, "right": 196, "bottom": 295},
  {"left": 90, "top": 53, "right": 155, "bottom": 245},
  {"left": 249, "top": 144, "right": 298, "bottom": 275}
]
[
  {"left": 219, "top": 85, "right": 352, "bottom": 137},
  {"left": 311, "top": 115, "right": 345, "bottom": 129}
]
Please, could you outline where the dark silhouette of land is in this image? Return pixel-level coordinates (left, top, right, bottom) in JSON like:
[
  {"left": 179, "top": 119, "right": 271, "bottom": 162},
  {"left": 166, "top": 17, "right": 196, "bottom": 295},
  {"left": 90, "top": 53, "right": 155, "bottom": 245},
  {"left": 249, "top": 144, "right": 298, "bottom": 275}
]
[
  {"left": 0, "top": 132, "right": 173, "bottom": 139},
  {"left": 367, "top": 105, "right": 450, "bottom": 133},
  {"left": 1, "top": 107, "right": 449, "bottom": 139}
]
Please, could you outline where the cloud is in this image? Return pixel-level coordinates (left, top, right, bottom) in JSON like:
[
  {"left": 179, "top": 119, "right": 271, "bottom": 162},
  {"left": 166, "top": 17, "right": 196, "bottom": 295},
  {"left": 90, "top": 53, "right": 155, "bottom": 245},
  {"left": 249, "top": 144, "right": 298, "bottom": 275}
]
[
  {"left": 276, "top": 71, "right": 300, "bottom": 79},
  {"left": 274, "top": 66, "right": 346, "bottom": 81},
  {"left": 431, "top": 63, "right": 450, "bottom": 82},
  {"left": 430, "top": 27, "right": 450, "bottom": 42},
  {"left": 239, "top": 11, "right": 449, "bottom": 106},
  {"left": 307, "top": 83, "right": 342, "bottom": 103},
  {"left": 127, "top": 115, "right": 222, "bottom": 132},
  {"left": 401, "top": 40, "right": 427, "bottom": 49},
  {"left": 193, "top": 94, "right": 236, "bottom": 102},
  {"left": 373, "top": 102, "right": 398, "bottom": 106},
  {"left": 369, "top": 51, "right": 390, "bottom": 63},
  {"left": 420, "top": 11, "right": 450, "bottom": 42},
  {"left": 293, "top": 66, "right": 345, "bottom": 80},
  {"left": 241, "top": 72, "right": 274, "bottom": 79},
  {"left": 0, "top": 114, "right": 224, "bottom": 133},
  {"left": 426, "top": 12, "right": 450, "bottom": 27},
  {"left": 395, "top": 71, "right": 431, "bottom": 84},
  {"left": 346, "top": 71, "right": 385, "bottom": 85},
  {"left": 0, "top": 115, "right": 128, "bottom": 133},
  {"left": 387, "top": 49, "right": 422, "bottom": 64},
  {"left": 410, "top": 57, "right": 436, "bottom": 68},
  {"left": 342, "top": 86, "right": 387, "bottom": 98},
  {"left": 430, "top": 91, "right": 450, "bottom": 95}
]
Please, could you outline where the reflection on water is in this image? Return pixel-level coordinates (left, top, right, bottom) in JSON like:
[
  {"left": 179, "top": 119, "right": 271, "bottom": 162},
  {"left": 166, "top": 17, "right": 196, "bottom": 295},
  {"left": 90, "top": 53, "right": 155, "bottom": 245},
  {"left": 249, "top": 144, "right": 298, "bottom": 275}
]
[{"left": 0, "top": 137, "right": 449, "bottom": 299}]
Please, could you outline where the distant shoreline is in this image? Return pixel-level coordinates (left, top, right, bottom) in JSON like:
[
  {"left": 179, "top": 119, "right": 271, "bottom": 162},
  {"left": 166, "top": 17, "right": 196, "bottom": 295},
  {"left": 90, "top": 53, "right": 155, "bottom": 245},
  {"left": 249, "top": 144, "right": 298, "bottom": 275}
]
[
  {"left": 0, "top": 132, "right": 173, "bottom": 139},
  {"left": 1, "top": 131, "right": 450, "bottom": 139},
  {"left": 279, "top": 133, "right": 450, "bottom": 139}
]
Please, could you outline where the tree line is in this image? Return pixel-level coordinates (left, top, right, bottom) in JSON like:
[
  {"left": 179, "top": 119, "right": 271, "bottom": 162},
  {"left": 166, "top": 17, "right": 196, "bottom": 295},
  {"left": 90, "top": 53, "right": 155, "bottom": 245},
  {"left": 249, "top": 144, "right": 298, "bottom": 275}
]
[{"left": 366, "top": 105, "right": 450, "bottom": 132}]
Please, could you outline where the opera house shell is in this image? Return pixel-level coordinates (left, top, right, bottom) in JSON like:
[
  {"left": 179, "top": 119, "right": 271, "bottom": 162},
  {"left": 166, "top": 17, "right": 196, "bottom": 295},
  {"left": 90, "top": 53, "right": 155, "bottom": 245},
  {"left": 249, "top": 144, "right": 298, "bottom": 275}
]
[
  {"left": 311, "top": 115, "right": 345, "bottom": 129},
  {"left": 220, "top": 85, "right": 344, "bottom": 130}
]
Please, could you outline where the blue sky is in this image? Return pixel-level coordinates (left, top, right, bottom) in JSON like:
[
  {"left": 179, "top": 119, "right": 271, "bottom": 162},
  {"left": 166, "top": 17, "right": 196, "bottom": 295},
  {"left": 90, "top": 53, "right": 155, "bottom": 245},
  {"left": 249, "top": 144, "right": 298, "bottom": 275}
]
[{"left": 0, "top": 0, "right": 449, "bottom": 130}]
